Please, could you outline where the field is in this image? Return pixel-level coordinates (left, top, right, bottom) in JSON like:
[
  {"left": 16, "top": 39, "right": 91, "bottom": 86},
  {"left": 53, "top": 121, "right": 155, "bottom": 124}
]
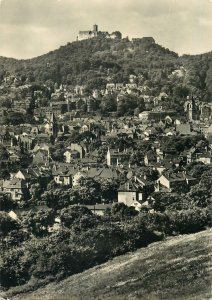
[{"left": 3, "top": 229, "right": 212, "bottom": 300}]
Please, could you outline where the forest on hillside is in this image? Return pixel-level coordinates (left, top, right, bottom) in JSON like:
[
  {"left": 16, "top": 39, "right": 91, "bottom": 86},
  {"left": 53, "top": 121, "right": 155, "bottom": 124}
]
[{"left": 0, "top": 37, "right": 211, "bottom": 101}]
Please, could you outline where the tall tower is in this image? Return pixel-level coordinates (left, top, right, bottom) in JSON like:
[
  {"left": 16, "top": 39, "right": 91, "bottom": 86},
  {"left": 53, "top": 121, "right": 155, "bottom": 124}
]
[
  {"left": 50, "top": 112, "right": 58, "bottom": 139},
  {"left": 93, "top": 24, "right": 98, "bottom": 36},
  {"left": 185, "top": 96, "right": 195, "bottom": 121},
  {"left": 188, "top": 102, "right": 193, "bottom": 121}
]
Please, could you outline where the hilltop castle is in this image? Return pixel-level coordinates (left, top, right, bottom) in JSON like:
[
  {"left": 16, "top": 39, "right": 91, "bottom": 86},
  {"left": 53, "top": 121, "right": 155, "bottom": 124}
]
[{"left": 77, "top": 24, "right": 122, "bottom": 41}]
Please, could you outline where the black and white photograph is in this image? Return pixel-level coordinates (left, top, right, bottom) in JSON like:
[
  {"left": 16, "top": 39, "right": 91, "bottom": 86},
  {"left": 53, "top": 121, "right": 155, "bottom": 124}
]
[{"left": 0, "top": 0, "right": 211, "bottom": 299}]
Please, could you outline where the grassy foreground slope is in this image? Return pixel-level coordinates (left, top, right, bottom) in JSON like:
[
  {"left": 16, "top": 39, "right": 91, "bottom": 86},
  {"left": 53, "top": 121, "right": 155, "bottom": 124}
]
[{"left": 9, "top": 229, "right": 212, "bottom": 300}]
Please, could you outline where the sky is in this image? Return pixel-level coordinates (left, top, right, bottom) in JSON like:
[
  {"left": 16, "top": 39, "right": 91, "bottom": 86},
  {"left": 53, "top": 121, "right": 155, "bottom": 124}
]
[{"left": 0, "top": 0, "right": 211, "bottom": 59}]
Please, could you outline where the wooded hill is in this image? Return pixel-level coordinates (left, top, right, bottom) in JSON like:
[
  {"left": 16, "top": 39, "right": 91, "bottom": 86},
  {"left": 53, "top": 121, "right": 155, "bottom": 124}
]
[{"left": 0, "top": 36, "right": 211, "bottom": 100}]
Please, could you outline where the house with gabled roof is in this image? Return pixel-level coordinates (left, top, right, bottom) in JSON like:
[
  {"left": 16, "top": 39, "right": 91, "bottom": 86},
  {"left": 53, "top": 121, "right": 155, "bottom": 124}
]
[
  {"left": 2, "top": 178, "right": 30, "bottom": 201},
  {"left": 156, "top": 171, "right": 197, "bottom": 192},
  {"left": 52, "top": 166, "right": 76, "bottom": 186},
  {"left": 32, "top": 149, "right": 50, "bottom": 165},
  {"left": 118, "top": 180, "right": 147, "bottom": 211},
  {"left": 180, "top": 147, "right": 197, "bottom": 164}
]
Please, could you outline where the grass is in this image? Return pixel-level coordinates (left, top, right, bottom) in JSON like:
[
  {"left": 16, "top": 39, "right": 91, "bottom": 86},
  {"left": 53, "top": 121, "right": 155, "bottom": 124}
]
[{"left": 2, "top": 229, "right": 212, "bottom": 300}]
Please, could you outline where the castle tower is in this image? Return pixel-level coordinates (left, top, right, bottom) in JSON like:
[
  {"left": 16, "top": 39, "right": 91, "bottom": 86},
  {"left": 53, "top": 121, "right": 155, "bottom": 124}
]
[{"left": 93, "top": 24, "right": 98, "bottom": 34}]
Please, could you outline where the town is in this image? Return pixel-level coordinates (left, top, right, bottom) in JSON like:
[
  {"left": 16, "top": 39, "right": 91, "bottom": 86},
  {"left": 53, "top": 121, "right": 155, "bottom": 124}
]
[
  {"left": 0, "top": 66, "right": 211, "bottom": 213},
  {"left": 0, "top": 24, "right": 211, "bottom": 297}
]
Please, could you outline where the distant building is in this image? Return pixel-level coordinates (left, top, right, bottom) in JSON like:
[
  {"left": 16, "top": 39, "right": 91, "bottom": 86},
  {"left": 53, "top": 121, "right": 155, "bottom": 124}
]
[
  {"left": 77, "top": 25, "right": 122, "bottom": 41},
  {"left": 77, "top": 24, "right": 99, "bottom": 41},
  {"left": 106, "top": 148, "right": 131, "bottom": 167}
]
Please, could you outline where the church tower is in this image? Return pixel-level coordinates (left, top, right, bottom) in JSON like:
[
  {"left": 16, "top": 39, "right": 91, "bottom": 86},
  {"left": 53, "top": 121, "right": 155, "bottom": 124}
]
[
  {"left": 188, "top": 101, "right": 193, "bottom": 121},
  {"left": 49, "top": 112, "right": 58, "bottom": 139},
  {"left": 184, "top": 96, "right": 195, "bottom": 121}
]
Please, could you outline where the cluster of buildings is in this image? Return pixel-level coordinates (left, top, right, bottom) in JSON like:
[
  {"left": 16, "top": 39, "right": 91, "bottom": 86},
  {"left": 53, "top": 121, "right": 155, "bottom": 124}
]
[
  {"left": 0, "top": 102, "right": 211, "bottom": 213},
  {"left": 0, "top": 60, "right": 212, "bottom": 217}
]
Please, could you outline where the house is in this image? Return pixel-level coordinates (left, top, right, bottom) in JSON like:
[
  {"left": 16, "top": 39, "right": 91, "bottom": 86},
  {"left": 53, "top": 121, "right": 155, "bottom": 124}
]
[
  {"left": 98, "top": 168, "right": 118, "bottom": 180},
  {"left": 63, "top": 143, "right": 85, "bottom": 163},
  {"left": 106, "top": 83, "right": 116, "bottom": 91},
  {"left": 118, "top": 181, "right": 145, "bottom": 211},
  {"left": 139, "top": 111, "right": 150, "bottom": 120},
  {"left": 0, "top": 131, "right": 14, "bottom": 147},
  {"left": 72, "top": 171, "right": 86, "bottom": 186},
  {"left": 203, "top": 124, "right": 212, "bottom": 139},
  {"left": 19, "top": 133, "right": 35, "bottom": 150},
  {"left": 36, "top": 133, "right": 51, "bottom": 144},
  {"left": 53, "top": 167, "right": 76, "bottom": 186},
  {"left": 14, "top": 168, "right": 52, "bottom": 188},
  {"left": 164, "top": 128, "right": 175, "bottom": 136},
  {"left": 64, "top": 149, "right": 80, "bottom": 162},
  {"left": 156, "top": 172, "right": 197, "bottom": 192},
  {"left": 32, "top": 143, "right": 50, "bottom": 154},
  {"left": 197, "top": 152, "right": 212, "bottom": 165},
  {"left": 8, "top": 150, "right": 21, "bottom": 163},
  {"left": 2, "top": 178, "right": 30, "bottom": 201},
  {"left": 32, "top": 149, "right": 50, "bottom": 165},
  {"left": 106, "top": 149, "right": 131, "bottom": 167},
  {"left": 134, "top": 175, "right": 155, "bottom": 198},
  {"left": 13, "top": 169, "right": 32, "bottom": 184},
  {"left": 180, "top": 147, "right": 197, "bottom": 164}
]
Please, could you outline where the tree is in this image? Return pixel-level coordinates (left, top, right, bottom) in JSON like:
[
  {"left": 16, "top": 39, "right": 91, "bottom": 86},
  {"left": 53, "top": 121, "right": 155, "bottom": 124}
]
[
  {"left": 21, "top": 209, "right": 55, "bottom": 236},
  {"left": 149, "top": 192, "right": 183, "bottom": 212},
  {"left": 168, "top": 208, "right": 210, "bottom": 234},
  {"left": 129, "top": 150, "right": 145, "bottom": 166},
  {"left": 205, "top": 61, "right": 212, "bottom": 97},
  {"left": 186, "top": 162, "right": 209, "bottom": 178},
  {"left": 60, "top": 205, "right": 94, "bottom": 229},
  {"left": 0, "top": 193, "right": 15, "bottom": 212},
  {"left": 99, "top": 179, "right": 119, "bottom": 202},
  {"left": 77, "top": 177, "right": 101, "bottom": 204},
  {"left": 186, "top": 169, "right": 212, "bottom": 208},
  {"left": 0, "top": 144, "right": 9, "bottom": 160},
  {"left": 5, "top": 112, "right": 26, "bottom": 125},
  {"left": 30, "top": 183, "right": 43, "bottom": 201},
  {"left": 42, "top": 188, "right": 78, "bottom": 209},
  {"left": 100, "top": 94, "right": 117, "bottom": 113},
  {"left": 107, "top": 202, "right": 138, "bottom": 220},
  {"left": 0, "top": 211, "right": 20, "bottom": 237}
]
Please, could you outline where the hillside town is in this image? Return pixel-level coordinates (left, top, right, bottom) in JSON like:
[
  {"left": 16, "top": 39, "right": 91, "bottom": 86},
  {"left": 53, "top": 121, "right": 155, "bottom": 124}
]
[{"left": 0, "top": 67, "right": 211, "bottom": 218}]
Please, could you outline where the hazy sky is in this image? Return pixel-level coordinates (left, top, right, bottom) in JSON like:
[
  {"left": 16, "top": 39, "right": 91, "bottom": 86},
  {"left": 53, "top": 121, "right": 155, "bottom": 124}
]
[{"left": 0, "top": 0, "right": 211, "bottom": 59}]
